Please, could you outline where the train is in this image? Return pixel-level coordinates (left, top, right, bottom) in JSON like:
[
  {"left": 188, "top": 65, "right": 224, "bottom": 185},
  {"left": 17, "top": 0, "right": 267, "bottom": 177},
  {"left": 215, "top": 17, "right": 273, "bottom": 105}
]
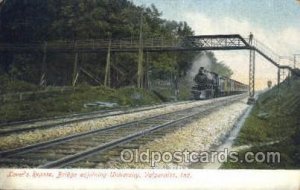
[{"left": 191, "top": 67, "right": 248, "bottom": 100}]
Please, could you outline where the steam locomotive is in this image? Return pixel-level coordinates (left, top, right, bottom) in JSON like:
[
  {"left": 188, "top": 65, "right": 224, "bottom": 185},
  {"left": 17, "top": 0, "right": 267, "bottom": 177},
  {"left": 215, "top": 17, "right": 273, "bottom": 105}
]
[{"left": 191, "top": 67, "right": 248, "bottom": 100}]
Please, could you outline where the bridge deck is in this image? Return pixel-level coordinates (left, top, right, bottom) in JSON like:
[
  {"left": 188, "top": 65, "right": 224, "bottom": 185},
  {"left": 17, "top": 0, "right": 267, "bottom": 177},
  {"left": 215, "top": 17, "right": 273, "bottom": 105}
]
[
  {"left": 0, "top": 34, "right": 250, "bottom": 53},
  {"left": 0, "top": 34, "right": 294, "bottom": 71}
]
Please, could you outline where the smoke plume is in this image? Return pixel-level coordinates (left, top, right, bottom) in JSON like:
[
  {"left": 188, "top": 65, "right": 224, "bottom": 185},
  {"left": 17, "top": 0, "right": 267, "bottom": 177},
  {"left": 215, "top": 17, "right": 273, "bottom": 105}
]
[{"left": 187, "top": 52, "right": 212, "bottom": 82}]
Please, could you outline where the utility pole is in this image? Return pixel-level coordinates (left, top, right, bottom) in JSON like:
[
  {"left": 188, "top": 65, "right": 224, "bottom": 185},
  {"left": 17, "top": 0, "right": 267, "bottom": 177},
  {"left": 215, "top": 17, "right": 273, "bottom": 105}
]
[
  {"left": 294, "top": 54, "right": 300, "bottom": 69},
  {"left": 247, "top": 32, "right": 255, "bottom": 105},
  {"left": 173, "top": 54, "right": 179, "bottom": 101},
  {"left": 137, "top": 11, "right": 144, "bottom": 89},
  {"left": 279, "top": 56, "right": 294, "bottom": 84}
]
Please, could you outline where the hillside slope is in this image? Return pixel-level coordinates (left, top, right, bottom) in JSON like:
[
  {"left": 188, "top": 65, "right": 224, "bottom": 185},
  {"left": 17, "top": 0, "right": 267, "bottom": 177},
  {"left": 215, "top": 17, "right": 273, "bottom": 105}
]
[{"left": 224, "top": 78, "right": 300, "bottom": 169}]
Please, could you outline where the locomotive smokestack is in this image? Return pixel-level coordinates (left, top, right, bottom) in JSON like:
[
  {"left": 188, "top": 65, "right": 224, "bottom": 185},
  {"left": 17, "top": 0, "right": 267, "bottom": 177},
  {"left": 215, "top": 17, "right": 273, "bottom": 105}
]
[{"left": 187, "top": 53, "right": 212, "bottom": 82}]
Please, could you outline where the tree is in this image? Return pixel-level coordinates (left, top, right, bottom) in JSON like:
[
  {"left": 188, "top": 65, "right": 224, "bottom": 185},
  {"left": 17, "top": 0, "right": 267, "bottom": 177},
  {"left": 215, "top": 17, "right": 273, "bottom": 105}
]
[
  {"left": 205, "top": 51, "right": 233, "bottom": 78},
  {"left": 0, "top": 0, "right": 227, "bottom": 87}
]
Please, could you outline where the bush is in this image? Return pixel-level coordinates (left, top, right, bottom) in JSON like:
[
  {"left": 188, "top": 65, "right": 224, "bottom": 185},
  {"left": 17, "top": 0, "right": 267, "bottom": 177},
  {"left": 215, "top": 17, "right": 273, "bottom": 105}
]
[{"left": 0, "top": 75, "right": 38, "bottom": 94}]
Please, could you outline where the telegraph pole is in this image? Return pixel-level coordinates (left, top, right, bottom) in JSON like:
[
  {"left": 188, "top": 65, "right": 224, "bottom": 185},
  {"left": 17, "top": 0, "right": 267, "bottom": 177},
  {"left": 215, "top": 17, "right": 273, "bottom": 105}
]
[
  {"left": 247, "top": 32, "right": 256, "bottom": 105},
  {"left": 294, "top": 54, "right": 300, "bottom": 69}
]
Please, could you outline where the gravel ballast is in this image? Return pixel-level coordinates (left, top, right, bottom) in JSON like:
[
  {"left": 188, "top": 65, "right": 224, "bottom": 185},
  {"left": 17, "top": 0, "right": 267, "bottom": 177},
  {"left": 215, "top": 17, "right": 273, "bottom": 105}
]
[
  {"left": 0, "top": 96, "right": 241, "bottom": 151},
  {"left": 99, "top": 98, "right": 249, "bottom": 169}
]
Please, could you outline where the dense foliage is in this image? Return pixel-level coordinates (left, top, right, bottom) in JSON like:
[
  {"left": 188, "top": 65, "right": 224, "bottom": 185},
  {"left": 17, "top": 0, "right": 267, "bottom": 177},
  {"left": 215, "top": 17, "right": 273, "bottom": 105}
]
[
  {"left": 0, "top": 0, "right": 232, "bottom": 88},
  {"left": 205, "top": 52, "right": 233, "bottom": 77}
]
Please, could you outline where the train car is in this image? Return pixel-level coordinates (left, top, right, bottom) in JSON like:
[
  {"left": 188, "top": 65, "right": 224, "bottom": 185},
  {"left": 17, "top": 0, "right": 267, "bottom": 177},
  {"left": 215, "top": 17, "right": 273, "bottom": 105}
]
[
  {"left": 191, "top": 67, "right": 248, "bottom": 100},
  {"left": 218, "top": 76, "right": 226, "bottom": 96}
]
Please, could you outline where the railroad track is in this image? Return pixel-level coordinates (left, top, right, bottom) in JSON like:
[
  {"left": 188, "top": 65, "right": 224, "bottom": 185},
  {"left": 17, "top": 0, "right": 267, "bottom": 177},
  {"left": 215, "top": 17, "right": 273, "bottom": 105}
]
[
  {"left": 0, "top": 107, "right": 123, "bottom": 127},
  {"left": 0, "top": 100, "right": 194, "bottom": 136},
  {"left": 67, "top": 122, "right": 194, "bottom": 169},
  {"left": 66, "top": 111, "right": 212, "bottom": 169},
  {"left": 0, "top": 94, "right": 246, "bottom": 168}
]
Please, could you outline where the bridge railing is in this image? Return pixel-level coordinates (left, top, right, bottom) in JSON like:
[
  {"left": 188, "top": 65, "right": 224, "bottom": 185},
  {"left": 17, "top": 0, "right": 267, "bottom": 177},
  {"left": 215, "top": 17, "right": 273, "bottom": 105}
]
[
  {"left": 0, "top": 37, "right": 185, "bottom": 52},
  {"left": 0, "top": 35, "right": 251, "bottom": 52},
  {"left": 241, "top": 35, "right": 280, "bottom": 66},
  {"left": 44, "top": 38, "right": 182, "bottom": 50},
  {"left": 253, "top": 39, "right": 280, "bottom": 64},
  {"left": 0, "top": 35, "right": 291, "bottom": 69}
]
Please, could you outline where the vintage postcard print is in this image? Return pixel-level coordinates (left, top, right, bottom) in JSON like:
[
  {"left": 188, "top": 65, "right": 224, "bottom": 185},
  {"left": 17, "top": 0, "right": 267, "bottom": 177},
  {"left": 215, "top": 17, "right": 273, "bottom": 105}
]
[{"left": 0, "top": 0, "right": 299, "bottom": 189}]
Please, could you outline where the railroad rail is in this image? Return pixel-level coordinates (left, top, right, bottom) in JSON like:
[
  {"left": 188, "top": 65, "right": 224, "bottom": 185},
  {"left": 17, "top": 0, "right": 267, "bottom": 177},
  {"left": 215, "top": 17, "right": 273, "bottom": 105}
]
[
  {"left": 0, "top": 100, "right": 193, "bottom": 136},
  {"left": 0, "top": 94, "right": 246, "bottom": 168}
]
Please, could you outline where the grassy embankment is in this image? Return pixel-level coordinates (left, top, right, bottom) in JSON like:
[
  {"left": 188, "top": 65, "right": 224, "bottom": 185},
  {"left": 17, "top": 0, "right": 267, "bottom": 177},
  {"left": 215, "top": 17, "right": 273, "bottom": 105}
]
[
  {"left": 223, "top": 78, "right": 300, "bottom": 169},
  {"left": 0, "top": 75, "right": 162, "bottom": 123}
]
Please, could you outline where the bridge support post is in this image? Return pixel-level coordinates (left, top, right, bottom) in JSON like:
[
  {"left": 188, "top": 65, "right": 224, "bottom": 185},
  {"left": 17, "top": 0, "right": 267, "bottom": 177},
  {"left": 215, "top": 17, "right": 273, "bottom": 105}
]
[
  {"left": 72, "top": 41, "right": 80, "bottom": 87},
  {"left": 104, "top": 38, "right": 112, "bottom": 87},
  {"left": 137, "top": 12, "right": 144, "bottom": 89},
  {"left": 144, "top": 52, "right": 149, "bottom": 89},
  {"left": 137, "top": 45, "right": 144, "bottom": 88},
  {"left": 39, "top": 42, "right": 47, "bottom": 87},
  {"left": 247, "top": 48, "right": 256, "bottom": 105},
  {"left": 277, "top": 67, "right": 281, "bottom": 93},
  {"left": 72, "top": 51, "right": 79, "bottom": 87}
]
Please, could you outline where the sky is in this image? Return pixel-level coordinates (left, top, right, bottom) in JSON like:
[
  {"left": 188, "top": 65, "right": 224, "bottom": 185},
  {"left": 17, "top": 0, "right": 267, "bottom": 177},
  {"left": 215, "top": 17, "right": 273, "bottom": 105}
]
[{"left": 132, "top": 0, "right": 300, "bottom": 89}]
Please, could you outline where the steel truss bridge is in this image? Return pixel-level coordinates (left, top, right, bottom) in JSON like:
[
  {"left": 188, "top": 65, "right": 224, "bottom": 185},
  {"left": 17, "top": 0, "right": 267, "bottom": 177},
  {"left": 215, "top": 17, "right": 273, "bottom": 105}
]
[{"left": 0, "top": 34, "right": 295, "bottom": 104}]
